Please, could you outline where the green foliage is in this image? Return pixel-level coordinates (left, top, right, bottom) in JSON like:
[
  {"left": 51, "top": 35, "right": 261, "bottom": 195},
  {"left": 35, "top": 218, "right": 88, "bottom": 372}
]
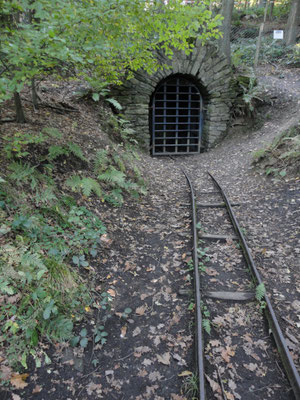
[
  {"left": 94, "top": 149, "right": 109, "bottom": 173},
  {"left": 47, "top": 145, "right": 69, "bottom": 160},
  {"left": 255, "top": 283, "right": 265, "bottom": 302},
  {"left": 232, "top": 69, "right": 267, "bottom": 117},
  {"left": 93, "top": 325, "right": 108, "bottom": 345},
  {"left": 66, "top": 176, "right": 102, "bottom": 197},
  {"left": 0, "top": 185, "right": 107, "bottom": 367},
  {"left": 181, "top": 372, "right": 199, "bottom": 399},
  {"left": 252, "top": 121, "right": 300, "bottom": 177},
  {"left": 47, "top": 142, "right": 87, "bottom": 162},
  {"left": 201, "top": 303, "right": 211, "bottom": 335},
  {"left": 42, "top": 127, "right": 63, "bottom": 139},
  {"left": 66, "top": 142, "right": 87, "bottom": 162},
  {"left": 0, "top": 0, "right": 222, "bottom": 106},
  {"left": 4, "top": 132, "right": 46, "bottom": 159},
  {"left": 232, "top": 36, "right": 298, "bottom": 67},
  {"left": 256, "top": 282, "right": 266, "bottom": 311},
  {"left": 105, "top": 98, "right": 122, "bottom": 111}
]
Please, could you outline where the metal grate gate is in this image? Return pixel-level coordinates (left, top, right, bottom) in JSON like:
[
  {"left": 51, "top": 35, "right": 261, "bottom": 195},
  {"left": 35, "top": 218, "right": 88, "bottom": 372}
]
[{"left": 152, "top": 76, "right": 203, "bottom": 155}]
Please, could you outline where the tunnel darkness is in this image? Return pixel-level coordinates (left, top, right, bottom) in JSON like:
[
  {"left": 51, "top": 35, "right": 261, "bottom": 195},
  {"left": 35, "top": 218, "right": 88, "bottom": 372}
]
[{"left": 150, "top": 74, "right": 203, "bottom": 156}]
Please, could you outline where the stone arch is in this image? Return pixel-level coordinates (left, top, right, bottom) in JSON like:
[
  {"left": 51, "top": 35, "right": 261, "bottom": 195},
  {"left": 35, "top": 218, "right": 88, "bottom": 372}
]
[{"left": 111, "top": 41, "right": 233, "bottom": 153}]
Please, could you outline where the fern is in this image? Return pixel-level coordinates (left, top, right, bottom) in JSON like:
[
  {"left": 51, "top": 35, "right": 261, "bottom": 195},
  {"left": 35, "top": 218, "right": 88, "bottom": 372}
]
[
  {"left": 255, "top": 283, "right": 265, "bottom": 302},
  {"left": 81, "top": 178, "right": 102, "bottom": 197},
  {"left": 65, "top": 175, "right": 82, "bottom": 192},
  {"left": 98, "top": 166, "right": 126, "bottom": 187},
  {"left": 202, "top": 319, "right": 211, "bottom": 335},
  {"left": 104, "top": 189, "right": 124, "bottom": 206},
  {"left": 8, "top": 162, "right": 36, "bottom": 186},
  {"left": 65, "top": 175, "right": 101, "bottom": 197},
  {"left": 112, "top": 153, "right": 126, "bottom": 172},
  {"left": 94, "top": 149, "right": 108, "bottom": 173},
  {"left": 48, "top": 145, "right": 68, "bottom": 160},
  {"left": 42, "top": 127, "right": 63, "bottom": 139},
  {"left": 67, "top": 142, "right": 87, "bottom": 162},
  {"left": 106, "top": 97, "right": 122, "bottom": 111},
  {"left": 34, "top": 187, "right": 57, "bottom": 205}
]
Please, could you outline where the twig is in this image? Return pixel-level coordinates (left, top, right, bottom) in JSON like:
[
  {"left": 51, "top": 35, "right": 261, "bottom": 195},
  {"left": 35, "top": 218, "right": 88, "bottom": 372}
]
[
  {"left": 217, "top": 367, "right": 227, "bottom": 400},
  {"left": 115, "top": 352, "right": 134, "bottom": 361},
  {"left": 0, "top": 119, "right": 16, "bottom": 124}
]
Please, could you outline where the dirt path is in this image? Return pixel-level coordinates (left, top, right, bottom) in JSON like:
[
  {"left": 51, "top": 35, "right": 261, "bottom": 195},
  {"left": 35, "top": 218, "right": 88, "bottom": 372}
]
[{"left": 5, "top": 67, "right": 299, "bottom": 400}]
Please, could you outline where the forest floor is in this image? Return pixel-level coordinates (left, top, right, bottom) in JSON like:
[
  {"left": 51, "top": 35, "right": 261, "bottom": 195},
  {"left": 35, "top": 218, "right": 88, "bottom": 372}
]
[{"left": 1, "top": 65, "right": 299, "bottom": 400}]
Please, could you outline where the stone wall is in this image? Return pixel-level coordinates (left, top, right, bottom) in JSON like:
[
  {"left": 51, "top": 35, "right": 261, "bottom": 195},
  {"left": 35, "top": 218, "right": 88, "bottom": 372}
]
[{"left": 111, "top": 40, "right": 233, "bottom": 152}]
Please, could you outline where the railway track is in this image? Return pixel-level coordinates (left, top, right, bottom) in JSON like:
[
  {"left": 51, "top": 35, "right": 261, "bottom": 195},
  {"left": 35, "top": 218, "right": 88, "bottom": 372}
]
[{"left": 184, "top": 170, "right": 300, "bottom": 400}]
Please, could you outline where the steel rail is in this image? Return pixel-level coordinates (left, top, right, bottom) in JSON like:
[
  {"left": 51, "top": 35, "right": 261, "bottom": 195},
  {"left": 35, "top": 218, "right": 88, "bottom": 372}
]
[
  {"left": 208, "top": 172, "right": 300, "bottom": 399},
  {"left": 183, "top": 170, "right": 206, "bottom": 400}
]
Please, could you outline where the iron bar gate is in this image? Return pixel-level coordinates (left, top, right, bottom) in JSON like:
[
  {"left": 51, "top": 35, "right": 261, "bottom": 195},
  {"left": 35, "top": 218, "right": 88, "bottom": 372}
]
[{"left": 151, "top": 75, "right": 203, "bottom": 155}]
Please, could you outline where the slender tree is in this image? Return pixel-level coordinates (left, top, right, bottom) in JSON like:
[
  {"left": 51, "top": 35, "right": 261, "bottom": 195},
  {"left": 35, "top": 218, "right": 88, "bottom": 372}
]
[
  {"left": 218, "top": 0, "right": 234, "bottom": 64},
  {"left": 285, "top": 0, "right": 300, "bottom": 46}
]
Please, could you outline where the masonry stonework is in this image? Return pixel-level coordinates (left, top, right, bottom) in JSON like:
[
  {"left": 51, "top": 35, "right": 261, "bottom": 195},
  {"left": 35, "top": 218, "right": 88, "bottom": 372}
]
[{"left": 111, "top": 41, "right": 233, "bottom": 152}]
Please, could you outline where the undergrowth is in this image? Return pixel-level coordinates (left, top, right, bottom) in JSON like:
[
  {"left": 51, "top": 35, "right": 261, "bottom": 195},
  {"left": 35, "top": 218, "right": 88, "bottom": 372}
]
[
  {"left": 232, "top": 37, "right": 300, "bottom": 68},
  {"left": 0, "top": 116, "right": 147, "bottom": 374},
  {"left": 252, "top": 121, "right": 300, "bottom": 177}
]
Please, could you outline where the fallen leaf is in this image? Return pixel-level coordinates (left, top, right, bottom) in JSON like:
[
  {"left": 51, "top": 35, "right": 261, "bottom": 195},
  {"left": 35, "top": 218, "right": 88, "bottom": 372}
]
[
  {"left": 148, "top": 371, "right": 162, "bottom": 382},
  {"left": 142, "top": 358, "right": 152, "bottom": 366},
  {"left": 225, "top": 391, "right": 234, "bottom": 400},
  {"left": 171, "top": 395, "right": 186, "bottom": 400},
  {"left": 132, "top": 327, "right": 141, "bottom": 337},
  {"left": 124, "top": 261, "right": 135, "bottom": 272},
  {"left": 86, "top": 382, "right": 102, "bottom": 395},
  {"left": 206, "top": 267, "right": 219, "bottom": 276},
  {"left": 153, "top": 336, "right": 161, "bottom": 346},
  {"left": 135, "top": 305, "right": 147, "bottom": 316},
  {"left": 173, "top": 353, "right": 187, "bottom": 366},
  {"left": 210, "top": 339, "right": 221, "bottom": 347},
  {"left": 178, "top": 370, "right": 193, "bottom": 377},
  {"left": 7, "top": 294, "right": 21, "bottom": 304},
  {"left": 100, "top": 234, "right": 112, "bottom": 246},
  {"left": 250, "top": 352, "right": 261, "bottom": 361},
  {"left": 243, "top": 363, "right": 257, "bottom": 371},
  {"left": 32, "top": 385, "right": 42, "bottom": 393},
  {"left": 205, "top": 374, "right": 221, "bottom": 394},
  {"left": 107, "top": 289, "right": 116, "bottom": 298},
  {"left": 157, "top": 352, "right": 170, "bottom": 365},
  {"left": 228, "top": 379, "right": 237, "bottom": 391},
  {"left": 10, "top": 373, "right": 29, "bottom": 389},
  {"left": 0, "top": 365, "right": 12, "bottom": 380},
  {"left": 137, "top": 369, "right": 148, "bottom": 377},
  {"left": 120, "top": 326, "right": 127, "bottom": 338},
  {"left": 221, "top": 347, "right": 235, "bottom": 363},
  {"left": 212, "top": 316, "right": 226, "bottom": 326}
]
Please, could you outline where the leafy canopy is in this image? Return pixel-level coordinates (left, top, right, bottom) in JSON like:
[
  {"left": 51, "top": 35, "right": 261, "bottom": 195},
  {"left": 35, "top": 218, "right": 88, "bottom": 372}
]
[{"left": 0, "top": 0, "right": 222, "bottom": 101}]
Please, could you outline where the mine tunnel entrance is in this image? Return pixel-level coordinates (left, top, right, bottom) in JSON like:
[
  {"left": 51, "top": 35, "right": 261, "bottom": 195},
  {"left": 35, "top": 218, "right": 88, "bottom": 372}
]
[{"left": 151, "top": 75, "right": 203, "bottom": 155}]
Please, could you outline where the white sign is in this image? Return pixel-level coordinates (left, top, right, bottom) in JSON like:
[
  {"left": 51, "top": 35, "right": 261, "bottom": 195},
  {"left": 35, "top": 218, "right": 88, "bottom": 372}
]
[{"left": 273, "top": 30, "right": 284, "bottom": 40}]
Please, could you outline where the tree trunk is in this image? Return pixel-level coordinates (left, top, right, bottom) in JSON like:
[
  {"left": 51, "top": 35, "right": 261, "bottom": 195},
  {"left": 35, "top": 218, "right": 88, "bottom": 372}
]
[
  {"left": 219, "top": 0, "right": 234, "bottom": 65},
  {"left": 31, "top": 78, "right": 39, "bottom": 110},
  {"left": 285, "top": 0, "right": 300, "bottom": 46},
  {"left": 268, "top": 0, "right": 274, "bottom": 20},
  {"left": 14, "top": 92, "right": 26, "bottom": 123},
  {"left": 254, "top": 1, "right": 268, "bottom": 69},
  {"left": 258, "top": 0, "right": 267, "bottom": 8}
]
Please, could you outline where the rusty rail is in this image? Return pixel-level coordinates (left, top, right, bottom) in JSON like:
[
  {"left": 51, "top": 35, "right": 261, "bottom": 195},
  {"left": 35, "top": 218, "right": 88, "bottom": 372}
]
[
  {"left": 183, "top": 170, "right": 206, "bottom": 400},
  {"left": 208, "top": 172, "right": 300, "bottom": 399}
]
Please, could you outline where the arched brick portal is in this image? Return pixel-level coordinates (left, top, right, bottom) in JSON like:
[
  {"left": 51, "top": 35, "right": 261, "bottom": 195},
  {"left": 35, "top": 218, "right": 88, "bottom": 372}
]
[{"left": 111, "top": 41, "right": 233, "bottom": 153}]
